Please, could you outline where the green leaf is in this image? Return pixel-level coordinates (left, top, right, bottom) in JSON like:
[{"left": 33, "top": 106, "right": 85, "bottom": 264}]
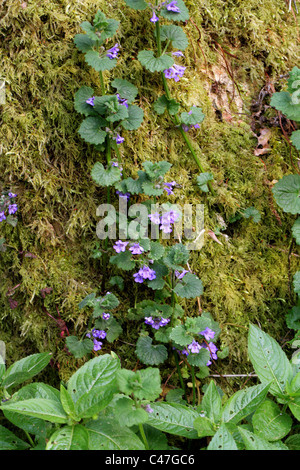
[
  {"left": 2, "top": 352, "right": 52, "bottom": 392},
  {"left": 164, "top": 243, "right": 190, "bottom": 270},
  {"left": 252, "top": 399, "right": 292, "bottom": 441},
  {"left": 138, "top": 50, "right": 174, "bottom": 73},
  {"left": 0, "top": 425, "right": 30, "bottom": 450},
  {"left": 114, "top": 396, "right": 149, "bottom": 427},
  {"left": 193, "top": 415, "right": 216, "bottom": 439},
  {"left": 117, "top": 367, "right": 162, "bottom": 401},
  {"left": 148, "top": 241, "right": 165, "bottom": 261},
  {"left": 124, "top": 0, "right": 148, "bottom": 10},
  {"left": 0, "top": 398, "right": 68, "bottom": 424},
  {"left": 138, "top": 424, "right": 169, "bottom": 450},
  {"left": 248, "top": 324, "right": 293, "bottom": 397},
  {"left": 238, "top": 426, "right": 288, "bottom": 450},
  {"left": 153, "top": 95, "right": 180, "bottom": 115},
  {"left": 196, "top": 172, "right": 214, "bottom": 193},
  {"left": 85, "top": 416, "right": 145, "bottom": 450},
  {"left": 80, "top": 21, "right": 100, "bottom": 42},
  {"left": 74, "top": 34, "right": 96, "bottom": 53},
  {"left": 120, "top": 104, "right": 144, "bottom": 130},
  {"left": 146, "top": 402, "right": 199, "bottom": 439},
  {"left": 207, "top": 423, "right": 238, "bottom": 450},
  {"left": 200, "top": 381, "right": 222, "bottom": 424},
  {"left": 288, "top": 396, "right": 300, "bottom": 420},
  {"left": 74, "top": 86, "right": 98, "bottom": 116},
  {"left": 173, "top": 272, "right": 203, "bottom": 299},
  {"left": 91, "top": 161, "right": 121, "bottom": 187},
  {"left": 85, "top": 50, "right": 117, "bottom": 71},
  {"left": 270, "top": 91, "right": 300, "bottom": 121},
  {"left": 94, "top": 317, "right": 123, "bottom": 342},
  {"left": 160, "top": 0, "right": 190, "bottom": 22},
  {"left": 98, "top": 19, "right": 120, "bottom": 42},
  {"left": 46, "top": 424, "right": 89, "bottom": 450},
  {"left": 78, "top": 117, "right": 107, "bottom": 146},
  {"left": 106, "top": 103, "right": 129, "bottom": 123},
  {"left": 241, "top": 206, "right": 261, "bottom": 223},
  {"left": 291, "top": 130, "right": 300, "bottom": 150},
  {"left": 111, "top": 78, "right": 138, "bottom": 103},
  {"left": 60, "top": 384, "right": 77, "bottom": 419},
  {"left": 293, "top": 271, "right": 300, "bottom": 296},
  {"left": 135, "top": 336, "right": 168, "bottom": 366},
  {"left": 286, "top": 306, "right": 300, "bottom": 330},
  {"left": 181, "top": 106, "right": 205, "bottom": 126},
  {"left": 65, "top": 336, "right": 94, "bottom": 359},
  {"left": 292, "top": 217, "right": 300, "bottom": 244},
  {"left": 285, "top": 434, "right": 300, "bottom": 450},
  {"left": 109, "top": 275, "right": 124, "bottom": 291},
  {"left": 110, "top": 250, "right": 135, "bottom": 271},
  {"left": 187, "top": 348, "right": 210, "bottom": 367},
  {"left": 159, "top": 25, "right": 189, "bottom": 50},
  {"left": 222, "top": 382, "right": 271, "bottom": 425}
]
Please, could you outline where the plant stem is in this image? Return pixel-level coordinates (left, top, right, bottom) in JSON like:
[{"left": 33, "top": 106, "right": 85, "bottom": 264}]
[
  {"left": 24, "top": 431, "right": 35, "bottom": 448},
  {"left": 99, "top": 71, "right": 105, "bottom": 95},
  {"left": 138, "top": 423, "right": 150, "bottom": 450},
  {"left": 173, "top": 349, "right": 188, "bottom": 401}
]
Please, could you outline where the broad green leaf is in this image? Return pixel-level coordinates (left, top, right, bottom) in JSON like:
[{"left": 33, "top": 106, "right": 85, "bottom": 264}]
[
  {"left": 238, "top": 426, "right": 288, "bottom": 450},
  {"left": 138, "top": 424, "right": 169, "bottom": 450},
  {"left": 160, "top": 0, "right": 190, "bottom": 22},
  {"left": 285, "top": 434, "right": 300, "bottom": 450},
  {"left": 181, "top": 106, "right": 205, "bottom": 126},
  {"left": 292, "top": 217, "right": 300, "bottom": 245},
  {"left": 65, "top": 336, "right": 94, "bottom": 359},
  {"left": 46, "top": 424, "right": 89, "bottom": 450},
  {"left": 91, "top": 162, "right": 121, "bottom": 187},
  {"left": 117, "top": 367, "right": 162, "bottom": 401},
  {"left": 85, "top": 50, "right": 117, "bottom": 71},
  {"left": 252, "top": 399, "right": 292, "bottom": 441},
  {"left": 85, "top": 416, "right": 145, "bottom": 450},
  {"left": 293, "top": 271, "right": 300, "bottom": 296},
  {"left": 0, "top": 398, "right": 68, "bottom": 424},
  {"left": 78, "top": 117, "right": 107, "bottom": 146},
  {"left": 153, "top": 95, "right": 180, "bottom": 115},
  {"left": 2, "top": 352, "right": 52, "bottom": 392},
  {"left": 120, "top": 104, "right": 144, "bottom": 130},
  {"left": 135, "top": 336, "right": 168, "bottom": 366},
  {"left": 60, "top": 384, "right": 77, "bottom": 419},
  {"left": 0, "top": 425, "right": 30, "bottom": 450},
  {"left": 173, "top": 272, "right": 203, "bottom": 299},
  {"left": 193, "top": 415, "right": 216, "bottom": 439},
  {"left": 74, "top": 34, "right": 96, "bottom": 53},
  {"left": 291, "top": 130, "right": 300, "bottom": 150},
  {"left": 289, "top": 396, "right": 300, "bottom": 420},
  {"left": 74, "top": 86, "right": 97, "bottom": 116},
  {"left": 114, "top": 396, "right": 149, "bottom": 427},
  {"left": 110, "top": 250, "right": 135, "bottom": 271},
  {"left": 270, "top": 91, "right": 300, "bottom": 121},
  {"left": 138, "top": 50, "right": 174, "bottom": 73},
  {"left": 146, "top": 402, "right": 199, "bottom": 439},
  {"left": 124, "top": 0, "right": 148, "bottom": 10},
  {"left": 207, "top": 423, "right": 238, "bottom": 450},
  {"left": 169, "top": 325, "right": 193, "bottom": 347},
  {"left": 196, "top": 172, "right": 214, "bottom": 193},
  {"left": 159, "top": 25, "right": 189, "bottom": 51},
  {"left": 148, "top": 241, "right": 165, "bottom": 260},
  {"left": 111, "top": 78, "right": 138, "bottom": 103},
  {"left": 222, "top": 382, "right": 271, "bottom": 425},
  {"left": 272, "top": 174, "right": 300, "bottom": 214},
  {"left": 200, "top": 380, "right": 222, "bottom": 424},
  {"left": 248, "top": 324, "right": 293, "bottom": 397}
]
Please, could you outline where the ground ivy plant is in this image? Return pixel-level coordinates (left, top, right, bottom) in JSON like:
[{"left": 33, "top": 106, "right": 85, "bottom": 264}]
[{"left": 0, "top": 190, "right": 18, "bottom": 253}]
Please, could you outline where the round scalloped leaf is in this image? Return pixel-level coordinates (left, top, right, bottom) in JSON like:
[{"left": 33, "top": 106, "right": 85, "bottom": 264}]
[
  {"left": 173, "top": 272, "right": 203, "bottom": 299},
  {"left": 138, "top": 50, "right": 174, "bottom": 73},
  {"left": 291, "top": 130, "right": 300, "bottom": 150},
  {"left": 120, "top": 105, "right": 144, "bottom": 130},
  {"left": 78, "top": 117, "right": 107, "bottom": 145},
  {"left": 84, "top": 50, "right": 117, "bottom": 71},
  {"left": 74, "top": 34, "right": 96, "bottom": 53},
  {"left": 159, "top": 25, "right": 189, "bottom": 51},
  {"left": 65, "top": 336, "right": 94, "bottom": 359},
  {"left": 187, "top": 348, "right": 211, "bottom": 367},
  {"left": 181, "top": 106, "right": 205, "bottom": 126},
  {"left": 124, "top": 0, "right": 148, "bottom": 10},
  {"left": 160, "top": 0, "right": 190, "bottom": 22},
  {"left": 74, "top": 86, "right": 97, "bottom": 116},
  {"left": 91, "top": 162, "right": 121, "bottom": 187},
  {"left": 196, "top": 172, "right": 214, "bottom": 193},
  {"left": 111, "top": 78, "right": 138, "bottom": 103},
  {"left": 153, "top": 95, "right": 180, "bottom": 115},
  {"left": 135, "top": 336, "right": 168, "bottom": 365},
  {"left": 272, "top": 174, "right": 300, "bottom": 215},
  {"left": 270, "top": 92, "right": 300, "bottom": 121}
]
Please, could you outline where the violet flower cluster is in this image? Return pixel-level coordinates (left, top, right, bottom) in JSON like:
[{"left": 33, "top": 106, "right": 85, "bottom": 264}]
[
  {"left": 106, "top": 43, "right": 120, "bottom": 60},
  {"left": 0, "top": 192, "right": 18, "bottom": 222},
  {"left": 86, "top": 328, "right": 107, "bottom": 351},
  {"left": 180, "top": 327, "right": 218, "bottom": 366},
  {"left": 133, "top": 264, "right": 156, "bottom": 283},
  {"left": 148, "top": 209, "right": 180, "bottom": 234},
  {"left": 163, "top": 64, "right": 186, "bottom": 82},
  {"left": 149, "top": 0, "right": 181, "bottom": 23},
  {"left": 144, "top": 316, "right": 170, "bottom": 330},
  {"left": 113, "top": 240, "right": 144, "bottom": 255}
]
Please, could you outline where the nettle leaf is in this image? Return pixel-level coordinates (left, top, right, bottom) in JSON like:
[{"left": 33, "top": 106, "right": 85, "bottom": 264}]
[
  {"left": 193, "top": 416, "right": 215, "bottom": 439},
  {"left": 207, "top": 423, "right": 238, "bottom": 450},
  {"left": 74, "top": 86, "right": 98, "bottom": 116},
  {"left": 138, "top": 50, "right": 174, "bottom": 73},
  {"left": 0, "top": 425, "right": 30, "bottom": 450},
  {"left": 270, "top": 91, "right": 300, "bottom": 121},
  {"left": 78, "top": 117, "right": 107, "bottom": 146},
  {"left": 117, "top": 367, "right": 162, "bottom": 401},
  {"left": 292, "top": 217, "right": 300, "bottom": 245},
  {"left": 65, "top": 336, "right": 94, "bottom": 359},
  {"left": 153, "top": 95, "right": 180, "bottom": 115},
  {"left": 238, "top": 427, "right": 288, "bottom": 451},
  {"left": 91, "top": 162, "right": 121, "bottom": 187},
  {"left": 0, "top": 398, "right": 68, "bottom": 424},
  {"left": 159, "top": 25, "right": 189, "bottom": 51},
  {"left": 135, "top": 336, "right": 168, "bottom": 366},
  {"left": 85, "top": 50, "right": 117, "bottom": 71},
  {"left": 146, "top": 402, "right": 199, "bottom": 439},
  {"left": 111, "top": 78, "right": 138, "bottom": 103},
  {"left": 160, "top": 0, "right": 190, "bottom": 22},
  {"left": 120, "top": 104, "right": 144, "bottom": 130},
  {"left": 124, "top": 0, "right": 148, "bottom": 10},
  {"left": 241, "top": 207, "right": 261, "bottom": 223},
  {"left": 196, "top": 172, "right": 214, "bottom": 193},
  {"left": 46, "top": 424, "right": 89, "bottom": 450},
  {"left": 200, "top": 380, "right": 222, "bottom": 424},
  {"left": 291, "top": 130, "right": 300, "bottom": 150},
  {"left": 248, "top": 324, "right": 293, "bottom": 397},
  {"left": 74, "top": 34, "right": 96, "bottom": 53},
  {"left": 181, "top": 106, "right": 205, "bottom": 126},
  {"left": 252, "top": 399, "right": 292, "bottom": 442},
  {"left": 272, "top": 174, "right": 300, "bottom": 214},
  {"left": 114, "top": 396, "right": 149, "bottom": 427},
  {"left": 173, "top": 272, "right": 203, "bottom": 299}
]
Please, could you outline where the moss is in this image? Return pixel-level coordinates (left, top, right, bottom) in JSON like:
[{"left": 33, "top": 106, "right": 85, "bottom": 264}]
[{"left": 0, "top": 0, "right": 299, "bottom": 385}]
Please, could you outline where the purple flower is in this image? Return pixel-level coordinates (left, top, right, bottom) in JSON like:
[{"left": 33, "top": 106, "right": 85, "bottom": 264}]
[
  {"left": 93, "top": 339, "right": 103, "bottom": 351},
  {"left": 106, "top": 43, "right": 119, "bottom": 59},
  {"left": 164, "top": 181, "right": 177, "bottom": 195},
  {"left": 116, "top": 93, "right": 129, "bottom": 108},
  {"left": 102, "top": 313, "right": 111, "bottom": 320},
  {"left": 116, "top": 190, "right": 130, "bottom": 202},
  {"left": 114, "top": 134, "right": 124, "bottom": 145},
  {"left": 133, "top": 265, "right": 156, "bottom": 283},
  {"left": 145, "top": 404, "right": 154, "bottom": 414},
  {"left": 199, "top": 327, "right": 215, "bottom": 341},
  {"left": 181, "top": 348, "right": 189, "bottom": 356},
  {"left": 86, "top": 96, "right": 95, "bottom": 106},
  {"left": 166, "top": 0, "right": 181, "bottom": 13},
  {"left": 149, "top": 212, "right": 161, "bottom": 225},
  {"left": 163, "top": 64, "right": 186, "bottom": 82},
  {"left": 188, "top": 340, "right": 202, "bottom": 354},
  {"left": 175, "top": 269, "right": 188, "bottom": 280},
  {"left": 92, "top": 329, "right": 107, "bottom": 339},
  {"left": 8, "top": 204, "right": 18, "bottom": 215},
  {"left": 133, "top": 272, "right": 144, "bottom": 283},
  {"left": 150, "top": 10, "right": 159, "bottom": 23},
  {"left": 0, "top": 212, "right": 6, "bottom": 222},
  {"left": 8, "top": 192, "right": 17, "bottom": 198},
  {"left": 160, "top": 223, "right": 172, "bottom": 234},
  {"left": 113, "top": 240, "right": 129, "bottom": 253},
  {"left": 172, "top": 51, "right": 184, "bottom": 57},
  {"left": 201, "top": 341, "right": 218, "bottom": 366},
  {"left": 161, "top": 210, "right": 179, "bottom": 225},
  {"left": 129, "top": 242, "right": 144, "bottom": 255},
  {"left": 144, "top": 316, "right": 170, "bottom": 330}
]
